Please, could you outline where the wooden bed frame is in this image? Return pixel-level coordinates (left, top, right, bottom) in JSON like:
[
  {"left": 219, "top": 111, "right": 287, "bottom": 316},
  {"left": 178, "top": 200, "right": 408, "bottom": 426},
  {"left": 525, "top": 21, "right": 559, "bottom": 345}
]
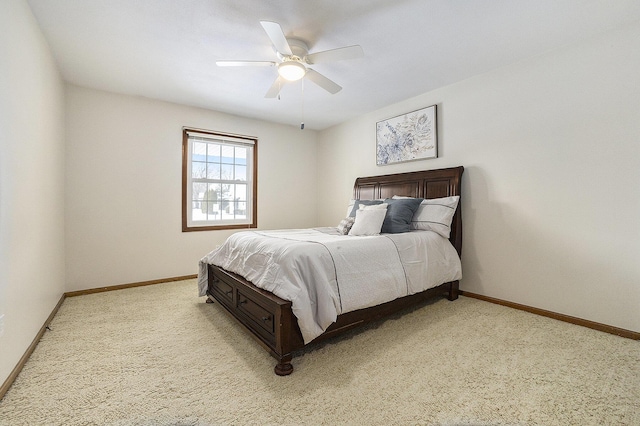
[{"left": 206, "top": 166, "right": 464, "bottom": 375}]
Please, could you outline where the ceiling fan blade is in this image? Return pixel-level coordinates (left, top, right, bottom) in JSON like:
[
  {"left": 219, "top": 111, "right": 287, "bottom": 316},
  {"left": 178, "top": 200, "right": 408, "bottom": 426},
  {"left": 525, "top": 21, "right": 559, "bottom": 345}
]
[
  {"left": 265, "top": 76, "right": 286, "bottom": 98},
  {"left": 216, "top": 60, "right": 275, "bottom": 67},
  {"left": 305, "top": 45, "right": 364, "bottom": 64},
  {"left": 305, "top": 69, "right": 342, "bottom": 94},
  {"left": 260, "top": 21, "right": 293, "bottom": 56}
]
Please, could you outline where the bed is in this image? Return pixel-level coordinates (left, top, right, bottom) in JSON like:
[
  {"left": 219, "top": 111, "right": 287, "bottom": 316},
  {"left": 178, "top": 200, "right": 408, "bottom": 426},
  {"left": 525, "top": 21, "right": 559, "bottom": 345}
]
[{"left": 199, "top": 166, "right": 464, "bottom": 375}]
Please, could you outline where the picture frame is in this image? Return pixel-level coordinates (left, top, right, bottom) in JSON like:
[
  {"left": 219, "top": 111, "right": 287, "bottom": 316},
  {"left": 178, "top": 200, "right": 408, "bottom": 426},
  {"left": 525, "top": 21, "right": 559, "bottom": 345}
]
[{"left": 376, "top": 105, "right": 438, "bottom": 166}]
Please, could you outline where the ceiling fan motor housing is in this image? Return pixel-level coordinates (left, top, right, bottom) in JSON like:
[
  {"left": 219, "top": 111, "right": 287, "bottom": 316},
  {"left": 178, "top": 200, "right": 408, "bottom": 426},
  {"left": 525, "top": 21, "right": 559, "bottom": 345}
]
[{"left": 276, "top": 38, "right": 309, "bottom": 63}]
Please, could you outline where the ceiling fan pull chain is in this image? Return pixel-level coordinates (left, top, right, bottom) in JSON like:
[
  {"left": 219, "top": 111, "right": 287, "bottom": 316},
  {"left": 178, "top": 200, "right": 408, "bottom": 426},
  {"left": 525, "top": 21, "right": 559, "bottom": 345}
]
[{"left": 300, "top": 79, "right": 305, "bottom": 130}]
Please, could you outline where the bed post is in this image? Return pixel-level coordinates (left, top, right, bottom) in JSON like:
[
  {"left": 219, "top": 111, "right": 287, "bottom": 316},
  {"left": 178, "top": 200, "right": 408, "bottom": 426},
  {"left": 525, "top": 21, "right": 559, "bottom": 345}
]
[
  {"left": 273, "top": 300, "right": 296, "bottom": 376},
  {"left": 447, "top": 281, "right": 459, "bottom": 301},
  {"left": 274, "top": 357, "right": 293, "bottom": 376}
]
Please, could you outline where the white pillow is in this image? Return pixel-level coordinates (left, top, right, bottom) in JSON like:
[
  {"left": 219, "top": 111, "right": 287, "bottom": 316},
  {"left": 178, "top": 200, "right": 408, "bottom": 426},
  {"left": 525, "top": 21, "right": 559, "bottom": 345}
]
[
  {"left": 348, "top": 208, "right": 387, "bottom": 236},
  {"left": 346, "top": 199, "right": 385, "bottom": 217},
  {"left": 397, "top": 195, "right": 459, "bottom": 238},
  {"left": 359, "top": 203, "right": 388, "bottom": 211}
]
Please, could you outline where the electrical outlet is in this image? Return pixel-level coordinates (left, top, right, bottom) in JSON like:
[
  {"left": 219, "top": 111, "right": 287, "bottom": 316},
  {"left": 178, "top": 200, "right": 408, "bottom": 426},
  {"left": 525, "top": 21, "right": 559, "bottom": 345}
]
[{"left": 0, "top": 314, "right": 5, "bottom": 337}]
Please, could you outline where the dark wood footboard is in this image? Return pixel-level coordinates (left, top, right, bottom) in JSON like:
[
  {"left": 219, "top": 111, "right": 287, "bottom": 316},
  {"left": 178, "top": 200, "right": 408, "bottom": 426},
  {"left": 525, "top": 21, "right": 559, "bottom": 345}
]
[
  {"left": 207, "top": 264, "right": 304, "bottom": 374},
  {"left": 207, "top": 263, "right": 458, "bottom": 375}
]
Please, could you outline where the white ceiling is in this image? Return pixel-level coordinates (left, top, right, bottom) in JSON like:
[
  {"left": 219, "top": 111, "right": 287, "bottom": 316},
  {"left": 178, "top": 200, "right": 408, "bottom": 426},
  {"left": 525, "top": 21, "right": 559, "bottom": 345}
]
[{"left": 27, "top": 0, "right": 640, "bottom": 130}]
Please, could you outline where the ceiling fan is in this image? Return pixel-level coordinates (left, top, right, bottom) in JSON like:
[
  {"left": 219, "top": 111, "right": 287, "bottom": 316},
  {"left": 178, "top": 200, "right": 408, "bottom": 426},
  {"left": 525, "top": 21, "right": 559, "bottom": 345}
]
[{"left": 216, "top": 21, "right": 364, "bottom": 98}]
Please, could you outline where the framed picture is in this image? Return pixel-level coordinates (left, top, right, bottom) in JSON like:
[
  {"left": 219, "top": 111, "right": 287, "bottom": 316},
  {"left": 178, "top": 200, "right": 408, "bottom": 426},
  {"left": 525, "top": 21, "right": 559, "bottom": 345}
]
[{"left": 376, "top": 105, "right": 437, "bottom": 166}]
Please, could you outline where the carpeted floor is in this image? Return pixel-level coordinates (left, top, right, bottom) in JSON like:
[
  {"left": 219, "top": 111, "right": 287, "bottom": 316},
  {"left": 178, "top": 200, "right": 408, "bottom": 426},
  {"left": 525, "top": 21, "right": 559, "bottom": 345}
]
[{"left": 0, "top": 279, "right": 638, "bottom": 425}]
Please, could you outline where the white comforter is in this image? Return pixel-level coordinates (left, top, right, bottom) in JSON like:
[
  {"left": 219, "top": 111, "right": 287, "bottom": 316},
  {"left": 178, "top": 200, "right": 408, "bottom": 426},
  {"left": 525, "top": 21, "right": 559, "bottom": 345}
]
[{"left": 198, "top": 228, "right": 461, "bottom": 343}]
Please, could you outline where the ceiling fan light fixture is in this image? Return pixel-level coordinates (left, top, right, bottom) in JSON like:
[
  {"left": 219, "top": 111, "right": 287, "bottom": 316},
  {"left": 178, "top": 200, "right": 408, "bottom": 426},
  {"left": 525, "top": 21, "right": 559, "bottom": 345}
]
[{"left": 278, "top": 61, "right": 306, "bottom": 81}]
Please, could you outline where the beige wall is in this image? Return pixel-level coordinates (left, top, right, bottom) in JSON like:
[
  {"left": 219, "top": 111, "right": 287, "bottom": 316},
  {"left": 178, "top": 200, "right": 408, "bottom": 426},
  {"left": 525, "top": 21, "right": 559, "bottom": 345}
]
[
  {"left": 317, "top": 23, "right": 640, "bottom": 333},
  {"left": 64, "top": 86, "right": 318, "bottom": 291},
  {"left": 0, "top": 0, "right": 66, "bottom": 384}
]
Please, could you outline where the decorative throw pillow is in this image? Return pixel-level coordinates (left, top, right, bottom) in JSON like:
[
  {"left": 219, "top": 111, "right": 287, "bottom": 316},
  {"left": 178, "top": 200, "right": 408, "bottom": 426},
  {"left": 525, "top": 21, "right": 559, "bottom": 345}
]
[
  {"left": 348, "top": 199, "right": 384, "bottom": 217},
  {"left": 359, "top": 203, "right": 388, "bottom": 211},
  {"left": 406, "top": 196, "right": 460, "bottom": 238},
  {"left": 337, "top": 217, "right": 356, "bottom": 235},
  {"left": 381, "top": 198, "right": 424, "bottom": 234},
  {"left": 348, "top": 208, "right": 387, "bottom": 236}
]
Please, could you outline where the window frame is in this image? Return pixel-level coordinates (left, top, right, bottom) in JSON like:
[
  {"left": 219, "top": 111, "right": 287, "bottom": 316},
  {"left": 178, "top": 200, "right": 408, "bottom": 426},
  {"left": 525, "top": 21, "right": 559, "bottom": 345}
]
[{"left": 182, "top": 127, "right": 257, "bottom": 232}]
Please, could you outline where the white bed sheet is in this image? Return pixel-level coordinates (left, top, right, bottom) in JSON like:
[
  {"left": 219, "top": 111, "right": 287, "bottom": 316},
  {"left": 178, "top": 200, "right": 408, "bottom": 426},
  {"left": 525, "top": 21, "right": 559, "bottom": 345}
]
[{"left": 198, "top": 228, "right": 461, "bottom": 343}]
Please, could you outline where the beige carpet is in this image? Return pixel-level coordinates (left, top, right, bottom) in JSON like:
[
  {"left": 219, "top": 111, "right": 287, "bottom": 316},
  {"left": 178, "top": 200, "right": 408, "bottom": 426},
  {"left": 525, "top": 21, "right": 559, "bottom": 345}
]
[{"left": 0, "top": 279, "right": 638, "bottom": 425}]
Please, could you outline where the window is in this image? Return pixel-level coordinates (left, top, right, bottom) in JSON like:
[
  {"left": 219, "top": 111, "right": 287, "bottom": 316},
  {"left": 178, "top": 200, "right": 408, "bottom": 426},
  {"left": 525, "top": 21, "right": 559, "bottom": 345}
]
[{"left": 182, "top": 128, "right": 257, "bottom": 231}]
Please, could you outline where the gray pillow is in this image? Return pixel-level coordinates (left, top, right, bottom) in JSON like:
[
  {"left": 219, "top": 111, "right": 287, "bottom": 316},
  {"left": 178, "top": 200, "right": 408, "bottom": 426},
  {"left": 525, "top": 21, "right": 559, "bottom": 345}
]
[
  {"left": 381, "top": 198, "right": 424, "bottom": 233},
  {"left": 348, "top": 199, "right": 384, "bottom": 217}
]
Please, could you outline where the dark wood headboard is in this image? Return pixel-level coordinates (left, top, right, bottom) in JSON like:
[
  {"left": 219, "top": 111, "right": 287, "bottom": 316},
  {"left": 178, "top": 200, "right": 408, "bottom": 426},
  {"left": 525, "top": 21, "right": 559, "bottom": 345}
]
[{"left": 353, "top": 166, "right": 464, "bottom": 257}]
